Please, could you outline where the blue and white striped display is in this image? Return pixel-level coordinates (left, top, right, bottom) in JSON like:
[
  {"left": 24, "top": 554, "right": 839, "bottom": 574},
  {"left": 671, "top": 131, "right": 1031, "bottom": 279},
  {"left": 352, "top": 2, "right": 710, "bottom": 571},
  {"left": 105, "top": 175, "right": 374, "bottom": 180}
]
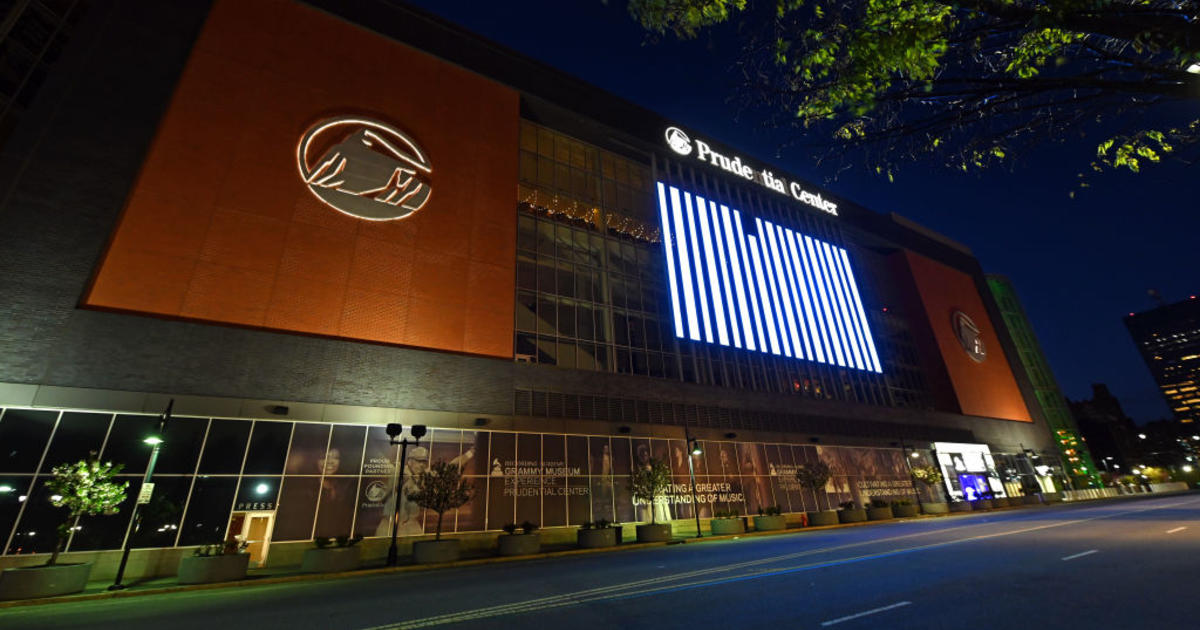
[{"left": 656, "top": 182, "right": 882, "bottom": 373}]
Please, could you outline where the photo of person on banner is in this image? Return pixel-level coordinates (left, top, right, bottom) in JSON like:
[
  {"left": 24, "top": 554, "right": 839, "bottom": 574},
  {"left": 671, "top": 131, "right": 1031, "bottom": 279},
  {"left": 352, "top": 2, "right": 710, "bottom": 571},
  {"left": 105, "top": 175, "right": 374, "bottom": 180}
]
[{"left": 372, "top": 440, "right": 476, "bottom": 537}]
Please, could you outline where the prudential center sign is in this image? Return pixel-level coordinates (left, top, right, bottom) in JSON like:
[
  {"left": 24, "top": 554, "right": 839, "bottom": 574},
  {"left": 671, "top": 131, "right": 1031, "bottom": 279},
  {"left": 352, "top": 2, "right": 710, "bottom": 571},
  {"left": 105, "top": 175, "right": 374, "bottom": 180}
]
[{"left": 664, "top": 127, "right": 838, "bottom": 216}]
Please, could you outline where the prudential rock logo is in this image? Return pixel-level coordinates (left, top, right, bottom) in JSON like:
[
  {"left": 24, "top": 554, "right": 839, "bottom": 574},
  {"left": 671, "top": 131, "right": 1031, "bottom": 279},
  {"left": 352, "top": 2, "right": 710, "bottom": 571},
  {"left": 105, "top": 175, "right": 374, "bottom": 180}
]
[{"left": 297, "top": 116, "right": 433, "bottom": 221}]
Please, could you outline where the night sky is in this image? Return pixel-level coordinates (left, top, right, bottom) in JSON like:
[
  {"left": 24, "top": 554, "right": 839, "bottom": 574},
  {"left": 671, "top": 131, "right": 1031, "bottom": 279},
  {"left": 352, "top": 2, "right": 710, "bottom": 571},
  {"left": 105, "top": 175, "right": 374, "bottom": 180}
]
[{"left": 409, "top": 0, "right": 1198, "bottom": 422}]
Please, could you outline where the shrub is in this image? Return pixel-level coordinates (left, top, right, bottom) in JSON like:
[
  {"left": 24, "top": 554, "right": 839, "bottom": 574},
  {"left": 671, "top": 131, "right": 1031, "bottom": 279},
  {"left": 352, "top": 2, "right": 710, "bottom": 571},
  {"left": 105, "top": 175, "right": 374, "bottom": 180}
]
[
  {"left": 891, "top": 498, "right": 913, "bottom": 507},
  {"left": 870, "top": 498, "right": 890, "bottom": 509},
  {"left": 627, "top": 458, "right": 671, "bottom": 524},
  {"left": 595, "top": 518, "right": 612, "bottom": 529},
  {"left": 521, "top": 521, "right": 539, "bottom": 535},
  {"left": 502, "top": 523, "right": 519, "bottom": 535},
  {"left": 758, "top": 505, "right": 782, "bottom": 516},
  {"left": 45, "top": 455, "right": 128, "bottom": 566},
  {"left": 580, "top": 521, "right": 594, "bottom": 530},
  {"left": 839, "top": 500, "right": 859, "bottom": 510}
]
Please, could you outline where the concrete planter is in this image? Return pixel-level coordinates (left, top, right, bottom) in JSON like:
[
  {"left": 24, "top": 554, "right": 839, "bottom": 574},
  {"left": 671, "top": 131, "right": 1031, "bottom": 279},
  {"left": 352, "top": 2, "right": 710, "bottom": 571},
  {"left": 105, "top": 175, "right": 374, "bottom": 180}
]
[
  {"left": 867, "top": 507, "right": 894, "bottom": 521},
  {"left": 753, "top": 515, "right": 787, "bottom": 531},
  {"left": 971, "top": 499, "right": 994, "bottom": 510},
  {"left": 577, "top": 528, "right": 618, "bottom": 549},
  {"left": 497, "top": 533, "right": 541, "bottom": 556},
  {"left": 921, "top": 502, "right": 950, "bottom": 514},
  {"left": 636, "top": 523, "right": 672, "bottom": 542},
  {"left": 0, "top": 563, "right": 92, "bottom": 600},
  {"left": 413, "top": 540, "right": 460, "bottom": 564},
  {"left": 1023, "top": 495, "right": 1043, "bottom": 505},
  {"left": 177, "top": 554, "right": 249, "bottom": 585},
  {"left": 892, "top": 504, "right": 920, "bottom": 518},
  {"left": 838, "top": 508, "right": 868, "bottom": 523},
  {"left": 991, "top": 497, "right": 1011, "bottom": 507},
  {"left": 301, "top": 546, "right": 361, "bottom": 573},
  {"left": 710, "top": 518, "right": 745, "bottom": 535},
  {"left": 1043, "top": 492, "right": 1064, "bottom": 503},
  {"left": 949, "top": 502, "right": 973, "bottom": 513},
  {"left": 807, "top": 510, "right": 839, "bottom": 526}
]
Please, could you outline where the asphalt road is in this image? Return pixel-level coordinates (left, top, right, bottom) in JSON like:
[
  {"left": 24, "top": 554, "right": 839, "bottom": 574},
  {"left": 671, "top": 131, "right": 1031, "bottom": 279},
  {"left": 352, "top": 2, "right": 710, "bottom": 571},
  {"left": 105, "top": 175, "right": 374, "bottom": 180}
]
[{"left": 3, "top": 493, "right": 1199, "bottom": 629}]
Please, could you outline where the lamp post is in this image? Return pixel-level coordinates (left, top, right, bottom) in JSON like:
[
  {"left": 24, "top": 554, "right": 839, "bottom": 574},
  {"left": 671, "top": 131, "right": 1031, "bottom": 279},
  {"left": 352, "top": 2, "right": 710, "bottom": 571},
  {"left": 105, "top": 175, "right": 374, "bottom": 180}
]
[
  {"left": 109, "top": 399, "right": 172, "bottom": 591},
  {"left": 385, "top": 423, "right": 426, "bottom": 566},
  {"left": 898, "top": 438, "right": 923, "bottom": 501},
  {"left": 686, "top": 437, "right": 703, "bottom": 538}
]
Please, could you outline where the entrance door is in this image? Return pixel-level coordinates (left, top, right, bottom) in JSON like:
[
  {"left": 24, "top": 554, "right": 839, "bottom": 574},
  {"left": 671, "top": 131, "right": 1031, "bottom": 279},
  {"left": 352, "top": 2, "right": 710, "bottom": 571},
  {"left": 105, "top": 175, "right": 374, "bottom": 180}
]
[{"left": 228, "top": 511, "right": 275, "bottom": 567}]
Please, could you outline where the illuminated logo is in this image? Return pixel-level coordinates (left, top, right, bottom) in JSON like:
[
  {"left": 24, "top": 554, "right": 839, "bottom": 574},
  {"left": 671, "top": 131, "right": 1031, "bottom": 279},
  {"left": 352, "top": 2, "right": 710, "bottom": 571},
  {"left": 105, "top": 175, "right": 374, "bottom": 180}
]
[
  {"left": 364, "top": 480, "right": 389, "bottom": 503},
  {"left": 656, "top": 182, "right": 880, "bottom": 373},
  {"left": 665, "top": 126, "right": 693, "bottom": 155},
  {"left": 952, "top": 311, "right": 987, "bottom": 363},
  {"left": 297, "top": 116, "right": 432, "bottom": 221},
  {"left": 661, "top": 126, "right": 838, "bottom": 216}
]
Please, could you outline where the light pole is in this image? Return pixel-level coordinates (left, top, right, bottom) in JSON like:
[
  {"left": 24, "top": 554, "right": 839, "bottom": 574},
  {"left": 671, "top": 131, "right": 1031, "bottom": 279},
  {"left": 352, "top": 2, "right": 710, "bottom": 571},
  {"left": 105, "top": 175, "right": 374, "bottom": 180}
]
[
  {"left": 109, "top": 399, "right": 172, "bottom": 590},
  {"left": 385, "top": 423, "right": 426, "bottom": 566},
  {"left": 686, "top": 437, "right": 702, "bottom": 538},
  {"left": 898, "top": 438, "right": 923, "bottom": 501}
]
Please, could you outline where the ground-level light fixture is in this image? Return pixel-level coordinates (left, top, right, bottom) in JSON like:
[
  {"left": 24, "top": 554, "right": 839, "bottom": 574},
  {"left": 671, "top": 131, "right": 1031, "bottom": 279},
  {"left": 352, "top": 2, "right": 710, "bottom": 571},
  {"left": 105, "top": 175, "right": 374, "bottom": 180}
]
[
  {"left": 1183, "top": 465, "right": 1194, "bottom": 473},
  {"left": 1138, "top": 433, "right": 1147, "bottom": 439}
]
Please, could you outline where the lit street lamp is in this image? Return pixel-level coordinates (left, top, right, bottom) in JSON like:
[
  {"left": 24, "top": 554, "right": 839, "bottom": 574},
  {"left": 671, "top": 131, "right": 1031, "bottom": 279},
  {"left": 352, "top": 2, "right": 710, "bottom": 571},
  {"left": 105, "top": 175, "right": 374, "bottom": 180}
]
[
  {"left": 109, "top": 399, "right": 172, "bottom": 590},
  {"left": 385, "top": 423, "right": 426, "bottom": 566},
  {"left": 686, "top": 436, "right": 702, "bottom": 539}
]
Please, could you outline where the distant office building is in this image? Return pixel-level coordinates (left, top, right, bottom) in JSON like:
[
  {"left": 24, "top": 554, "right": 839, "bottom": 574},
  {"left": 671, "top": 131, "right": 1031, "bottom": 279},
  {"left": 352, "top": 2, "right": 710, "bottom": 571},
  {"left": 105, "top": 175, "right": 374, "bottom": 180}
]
[
  {"left": 1069, "top": 384, "right": 1140, "bottom": 472},
  {"left": 988, "top": 275, "right": 1102, "bottom": 488},
  {"left": 1125, "top": 296, "right": 1200, "bottom": 424}
]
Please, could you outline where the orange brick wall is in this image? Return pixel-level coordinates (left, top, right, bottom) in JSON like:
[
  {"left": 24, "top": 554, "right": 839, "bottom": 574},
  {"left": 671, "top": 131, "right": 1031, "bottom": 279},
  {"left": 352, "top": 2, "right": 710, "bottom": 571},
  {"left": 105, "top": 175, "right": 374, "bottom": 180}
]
[
  {"left": 85, "top": 0, "right": 519, "bottom": 358},
  {"left": 903, "top": 252, "right": 1032, "bottom": 422}
]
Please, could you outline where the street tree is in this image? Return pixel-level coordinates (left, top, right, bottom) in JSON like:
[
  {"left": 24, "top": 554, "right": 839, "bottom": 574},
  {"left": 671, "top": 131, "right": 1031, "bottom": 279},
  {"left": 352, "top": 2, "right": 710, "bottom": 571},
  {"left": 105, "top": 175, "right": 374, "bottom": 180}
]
[
  {"left": 407, "top": 460, "right": 473, "bottom": 541},
  {"left": 628, "top": 457, "right": 672, "bottom": 523},
  {"left": 794, "top": 459, "right": 833, "bottom": 509},
  {"left": 45, "top": 455, "right": 128, "bottom": 565},
  {"left": 629, "top": 0, "right": 1200, "bottom": 188}
]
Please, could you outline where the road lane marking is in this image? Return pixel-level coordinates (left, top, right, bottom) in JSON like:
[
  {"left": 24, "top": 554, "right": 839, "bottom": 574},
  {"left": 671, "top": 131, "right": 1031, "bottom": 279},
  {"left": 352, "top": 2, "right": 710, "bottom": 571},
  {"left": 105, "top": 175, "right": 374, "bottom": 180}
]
[
  {"left": 821, "top": 601, "right": 912, "bottom": 627},
  {"left": 1166, "top": 526, "right": 1186, "bottom": 534},
  {"left": 1061, "top": 550, "right": 1099, "bottom": 561},
  {"left": 362, "top": 497, "right": 1200, "bottom": 630}
]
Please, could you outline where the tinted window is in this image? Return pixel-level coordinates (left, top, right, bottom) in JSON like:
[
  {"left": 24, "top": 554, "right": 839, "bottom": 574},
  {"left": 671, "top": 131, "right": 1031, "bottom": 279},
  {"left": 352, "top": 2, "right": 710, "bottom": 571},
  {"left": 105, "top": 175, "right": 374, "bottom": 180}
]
[
  {"left": 100, "top": 415, "right": 160, "bottom": 475},
  {"left": 196, "top": 420, "right": 251, "bottom": 474},
  {"left": 0, "top": 475, "right": 34, "bottom": 553},
  {"left": 42, "top": 412, "right": 111, "bottom": 469},
  {"left": 130, "top": 476, "right": 191, "bottom": 548},
  {"left": 326, "top": 425, "right": 365, "bottom": 477},
  {"left": 285, "top": 423, "right": 330, "bottom": 475},
  {"left": 154, "top": 417, "right": 208, "bottom": 474},
  {"left": 272, "top": 476, "right": 318, "bottom": 541},
  {"left": 8, "top": 478, "right": 61, "bottom": 553},
  {"left": 242, "top": 422, "right": 292, "bottom": 475},
  {"left": 233, "top": 476, "right": 280, "bottom": 512},
  {"left": 0, "top": 409, "right": 58, "bottom": 473},
  {"left": 179, "top": 476, "right": 237, "bottom": 545}
]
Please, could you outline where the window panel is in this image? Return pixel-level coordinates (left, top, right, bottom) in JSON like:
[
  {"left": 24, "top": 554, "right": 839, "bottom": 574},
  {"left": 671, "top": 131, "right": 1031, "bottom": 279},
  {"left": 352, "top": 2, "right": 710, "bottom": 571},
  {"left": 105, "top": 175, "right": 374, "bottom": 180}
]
[{"left": 0, "top": 409, "right": 57, "bottom": 473}]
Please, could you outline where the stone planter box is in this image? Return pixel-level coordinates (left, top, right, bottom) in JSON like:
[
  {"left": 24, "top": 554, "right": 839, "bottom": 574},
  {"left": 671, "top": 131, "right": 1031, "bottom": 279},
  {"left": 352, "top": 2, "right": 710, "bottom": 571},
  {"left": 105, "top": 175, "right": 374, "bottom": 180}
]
[
  {"left": 1043, "top": 492, "right": 1064, "bottom": 503},
  {"left": 753, "top": 515, "right": 787, "bottom": 531},
  {"left": 1023, "top": 495, "right": 1043, "bottom": 505},
  {"left": 178, "top": 554, "right": 249, "bottom": 585},
  {"left": 301, "top": 546, "right": 361, "bottom": 573},
  {"left": 838, "top": 508, "right": 868, "bottom": 523},
  {"left": 497, "top": 533, "right": 541, "bottom": 556},
  {"left": 710, "top": 518, "right": 745, "bottom": 535},
  {"left": 577, "top": 528, "right": 618, "bottom": 549},
  {"left": 991, "top": 497, "right": 1011, "bottom": 507},
  {"left": 971, "top": 499, "right": 994, "bottom": 510},
  {"left": 807, "top": 510, "right": 839, "bottom": 527},
  {"left": 413, "top": 539, "right": 460, "bottom": 564},
  {"left": 949, "top": 502, "right": 973, "bottom": 513},
  {"left": 867, "top": 506, "right": 894, "bottom": 521},
  {"left": 0, "top": 563, "right": 92, "bottom": 600},
  {"left": 920, "top": 502, "right": 949, "bottom": 514},
  {"left": 892, "top": 504, "right": 920, "bottom": 518},
  {"left": 636, "top": 523, "right": 672, "bottom": 542}
]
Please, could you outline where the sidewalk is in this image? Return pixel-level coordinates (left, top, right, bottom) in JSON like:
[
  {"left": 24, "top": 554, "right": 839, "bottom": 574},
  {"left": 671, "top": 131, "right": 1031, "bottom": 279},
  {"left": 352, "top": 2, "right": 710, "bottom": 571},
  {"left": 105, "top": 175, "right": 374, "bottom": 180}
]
[{"left": 2, "top": 490, "right": 1190, "bottom": 609}]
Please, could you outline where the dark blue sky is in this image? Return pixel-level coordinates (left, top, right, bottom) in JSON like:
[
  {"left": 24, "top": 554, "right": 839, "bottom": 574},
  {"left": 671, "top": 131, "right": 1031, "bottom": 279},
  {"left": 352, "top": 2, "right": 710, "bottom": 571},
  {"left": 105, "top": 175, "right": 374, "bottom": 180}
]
[{"left": 411, "top": 0, "right": 1197, "bottom": 422}]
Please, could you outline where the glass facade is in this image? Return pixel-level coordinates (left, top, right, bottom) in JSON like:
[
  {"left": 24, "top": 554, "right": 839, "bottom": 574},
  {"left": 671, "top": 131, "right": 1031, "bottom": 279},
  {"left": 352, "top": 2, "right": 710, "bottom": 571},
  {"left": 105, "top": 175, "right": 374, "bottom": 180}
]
[
  {"left": 0, "top": 407, "right": 923, "bottom": 554},
  {"left": 516, "top": 120, "right": 934, "bottom": 408}
]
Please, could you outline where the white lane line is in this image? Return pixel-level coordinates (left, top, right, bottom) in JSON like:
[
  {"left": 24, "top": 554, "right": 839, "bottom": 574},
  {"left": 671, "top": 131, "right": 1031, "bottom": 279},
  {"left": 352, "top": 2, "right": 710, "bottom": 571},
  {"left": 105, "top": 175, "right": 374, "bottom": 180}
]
[
  {"left": 821, "top": 601, "right": 912, "bottom": 626},
  {"left": 1166, "top": 526, "right": 1186, "bottom": 534},
  {"left": 1062, "top": 549, "right": 1099, "bottom": 561}
]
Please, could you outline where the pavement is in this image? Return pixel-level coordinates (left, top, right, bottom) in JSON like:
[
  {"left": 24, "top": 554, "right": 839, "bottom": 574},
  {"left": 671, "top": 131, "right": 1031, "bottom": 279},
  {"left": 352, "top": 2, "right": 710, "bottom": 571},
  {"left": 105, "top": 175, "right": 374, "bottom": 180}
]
[{"left": 2, "top": 493, "right": 1198, "bottom": 629}]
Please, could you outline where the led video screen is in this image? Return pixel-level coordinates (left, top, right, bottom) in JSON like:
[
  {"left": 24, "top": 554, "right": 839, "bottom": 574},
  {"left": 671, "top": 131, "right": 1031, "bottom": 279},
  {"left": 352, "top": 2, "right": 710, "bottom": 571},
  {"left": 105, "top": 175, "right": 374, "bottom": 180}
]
[{"left": 656, "top": 182, "right": 881, "bottom": 372}]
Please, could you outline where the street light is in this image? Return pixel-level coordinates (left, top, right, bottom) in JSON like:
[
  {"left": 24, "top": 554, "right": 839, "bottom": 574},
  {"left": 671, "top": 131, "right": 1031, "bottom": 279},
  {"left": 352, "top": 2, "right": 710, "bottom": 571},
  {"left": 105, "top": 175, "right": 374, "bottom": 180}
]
[
  {"left": 686, "top": 436, "right": 702, "bottom": 539},
  {"left": 109, "top": 399, "right": 172, "bottom": 590},
  {"left": 1138, "top": 433, "right": 1147, "bottom": 440},
  {"left": 385, "top": 423, "right": 426, "bottom": 566}
]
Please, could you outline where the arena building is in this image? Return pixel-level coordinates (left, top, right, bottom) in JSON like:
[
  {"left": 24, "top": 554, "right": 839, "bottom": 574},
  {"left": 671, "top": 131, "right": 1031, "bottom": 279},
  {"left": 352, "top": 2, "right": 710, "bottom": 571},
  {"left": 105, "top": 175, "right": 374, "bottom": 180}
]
[{"left": 0, "top": 0, "right": 1065, "bottom": 576}]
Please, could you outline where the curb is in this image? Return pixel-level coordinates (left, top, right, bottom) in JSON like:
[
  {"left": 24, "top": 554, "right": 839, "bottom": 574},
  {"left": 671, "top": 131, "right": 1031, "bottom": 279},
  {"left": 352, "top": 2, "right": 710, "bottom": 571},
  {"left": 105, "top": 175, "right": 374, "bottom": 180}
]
[{"left": 2, "top": 490, "right": 1190, "bottom": 609}]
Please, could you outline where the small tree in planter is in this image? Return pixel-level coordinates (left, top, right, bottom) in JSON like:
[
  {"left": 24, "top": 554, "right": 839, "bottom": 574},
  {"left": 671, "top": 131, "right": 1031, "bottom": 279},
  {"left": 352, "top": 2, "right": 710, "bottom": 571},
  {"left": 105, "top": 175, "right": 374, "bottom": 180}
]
[
  {"left": 910, "top": 465, "right": 945, "bottom": 500},
  {"left": 408, "top": 461, "right": 472, "bottom": 563},
  {"left": 0, "top": 456, "right": 128, "bottom": 600},
  {"left": 46, "top": 457, "right": 129, "bottom": 566},
  {"left": 628, "top": 457, "right": 672, "bottom": 542},
  {"left": 795, "top": 460, "right": 833, "bottom": 510}
]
